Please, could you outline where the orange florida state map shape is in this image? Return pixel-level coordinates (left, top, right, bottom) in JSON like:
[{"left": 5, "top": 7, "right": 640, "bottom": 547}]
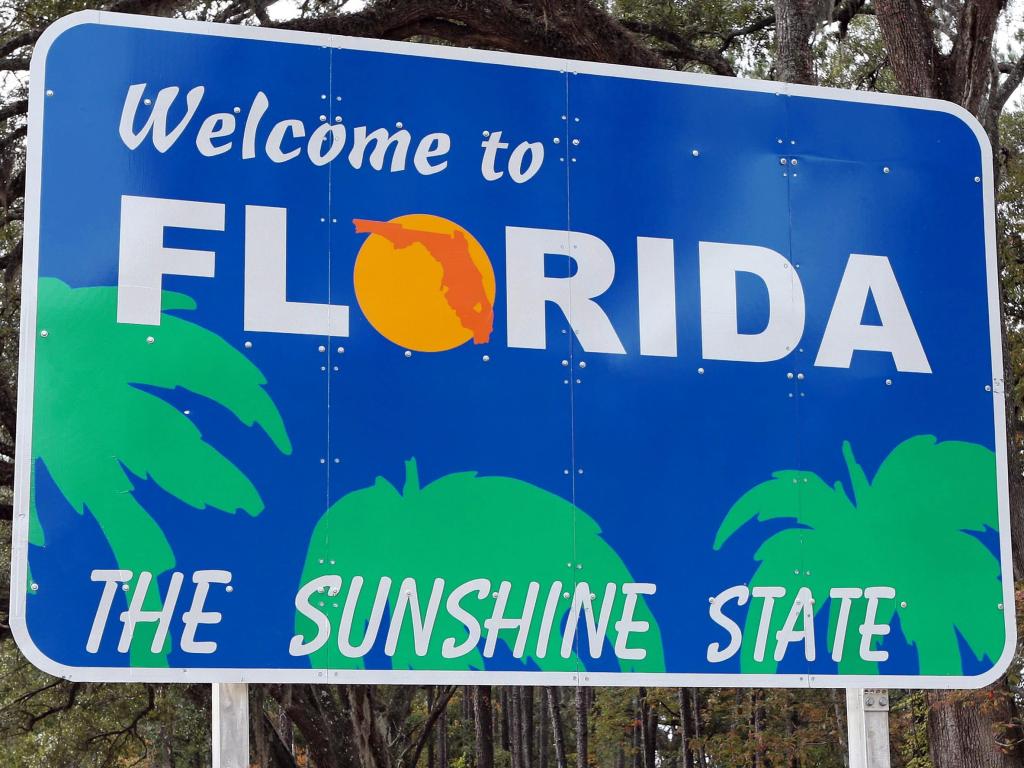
[{"left": 352, "top": 216, "right": 496, "bottom": 352}]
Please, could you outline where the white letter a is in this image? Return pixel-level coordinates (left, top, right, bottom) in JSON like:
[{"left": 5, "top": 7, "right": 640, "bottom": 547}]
[{"left": 815, "top": 254, "right": 930, "bottom": 373}]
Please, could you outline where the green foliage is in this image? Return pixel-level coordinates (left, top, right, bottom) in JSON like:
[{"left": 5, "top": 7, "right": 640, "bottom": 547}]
[
  {"left": 32, "top": 278, "right": 290, "bottom": 664},
  {"left": 716, "top": 436, "right": 1003, "bottom": 675},
  {"left": 296, "top": 459, "right": 664, "bottom": 672},
  {"left": 892, "top": 691, "right": 934, "bottom": 768},
  {"left": 0, "top": 638, "right": 209, "bottom": 768}
]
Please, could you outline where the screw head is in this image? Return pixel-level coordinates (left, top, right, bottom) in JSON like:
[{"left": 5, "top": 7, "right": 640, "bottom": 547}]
[
  {"left": 45, "top": 89, "right": 54, "bottom": 97},
  {"left": 697, "top": 367, "right": 705, "bottom": 374},
  {"left": 404, "top": 350, "right": 412, "bottom": 358},
  {"left": 319, "top": 115, "right": 326, "bottom": 122},
  {"left": 561, "top": 360, "right": 569, "bottom": 367},
  {"left": 883, "top": 166, "right": 890, "bottom": 174},
  {"left": 578, "top": 361, "right": 586, "bottom": 369},
  {"left": 337, "top": 346, "right": 344, "bottom": 353},
  {"left": 482, "top": 354, "right": 490, "bottom": 362},
  {"left": 563, "top": 592, "right": 571, "bottom": 599},
  {"left": 146, "top": 336, "right": 155, "bottom": 344},
  {"left": 779, "top": 158, "right": 787, "bottom": 165},
  {"left": 553, "top": 137, "right": 561, "bottom": 144},
  {"left": 900, "top": 601, "right": 907, "bottom": 608},
  {"left": 787, "top": 372, "right": 794, "bottom": 380},
  {"left": 790, "top": 158, "right": 798, "bottom": 165},
  {"left": 30, "top": 583, "right": 38, "bottom": 591},
  {"left": 691, "top": 149, "right": 699, "bottom": 157},
  {"left": 885, "top": 378, "right": 892, "bottom": 386},
  {"left": 39, "top": 329, "right": 48, "bottom": 338},
  {"left": 975, "top": 176, "right": 981, "bottom": 183},
  {"left": 226, "top": 585, "right": 234, "bottom": 593},
  {"left": 244, "top": 341, "right": 253, "bottom": 349},
  {"left": 572, "top": 138, "right": 580, "bottom": 146}
]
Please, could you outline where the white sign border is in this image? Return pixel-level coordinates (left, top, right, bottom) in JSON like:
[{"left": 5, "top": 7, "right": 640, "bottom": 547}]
[{"left": 11, "top": 10, "right": 1013, "bottom": 688}]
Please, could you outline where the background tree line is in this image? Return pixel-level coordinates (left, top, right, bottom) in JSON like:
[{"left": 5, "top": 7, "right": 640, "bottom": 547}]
[{"left": 2, "top": 0, "right": 1024, "bottom": 766}]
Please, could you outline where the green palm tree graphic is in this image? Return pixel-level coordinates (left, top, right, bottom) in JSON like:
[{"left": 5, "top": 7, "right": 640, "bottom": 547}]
[
  {"left": 32, "top": 277, "right": 291, "bottom": 666},
  {"left": 714, "top": 436, "right": 1003, "bottom": 675},
  {"left": 295, "top": 459, "right": 665, "bottom": 672}
]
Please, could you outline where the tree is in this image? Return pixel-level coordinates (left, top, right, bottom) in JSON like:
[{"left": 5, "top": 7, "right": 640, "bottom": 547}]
[
  {"left": 294, "top": 459, "right": 665, "bottom": 673},
  {"left": 715, "top": 435, "right": 1004, "bottom": 676},
  {"left": 3, "top": 1, "right": 1024, "bottom": 766},
  {"left": 31, "top": 278, "right": 290, "bottom": 665}
]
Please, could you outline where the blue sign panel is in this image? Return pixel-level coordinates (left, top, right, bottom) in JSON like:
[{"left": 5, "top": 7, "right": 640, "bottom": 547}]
[{"left": 12, "top": 12, "right": 1011, "bottom": 687}]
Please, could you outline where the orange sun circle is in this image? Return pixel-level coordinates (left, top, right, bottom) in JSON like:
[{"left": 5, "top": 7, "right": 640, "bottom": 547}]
[{"left": 352, "top": 214, "right": 496, "bottom": 353}]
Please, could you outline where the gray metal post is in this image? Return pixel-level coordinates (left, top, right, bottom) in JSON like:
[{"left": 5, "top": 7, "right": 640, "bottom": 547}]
[
  {"left": 213, "top": 683, "right": 250, "bottom": 768},
  {"left": 846, "top": 688, "right": 891, "bottom": 768}
]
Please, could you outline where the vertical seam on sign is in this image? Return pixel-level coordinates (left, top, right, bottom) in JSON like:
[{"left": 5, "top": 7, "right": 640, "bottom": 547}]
[
  {"left": 563, "top": 65, "right": 582, "bottom": 687},
  {"left": 780, "top": 85, "right": 811, "bottom": 689},
  {"left": 325, "top": 41, "right": 334, "bottom": 677}
]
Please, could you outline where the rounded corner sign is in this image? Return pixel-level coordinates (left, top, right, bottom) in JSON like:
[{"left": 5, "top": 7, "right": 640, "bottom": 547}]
[{"left": 12, "top": 11, "right": 1012, "bottom": 687}]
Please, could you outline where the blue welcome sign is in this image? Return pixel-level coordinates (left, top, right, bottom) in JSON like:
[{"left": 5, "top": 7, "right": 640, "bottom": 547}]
[{"left": 12, "top": 11, "right": 1012, "bottom": 687}]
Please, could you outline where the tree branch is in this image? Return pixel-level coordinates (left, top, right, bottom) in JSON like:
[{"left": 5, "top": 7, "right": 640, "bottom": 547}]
[
  {"left": 619, "top": 18, "right": 735, "bottom": 76},
  {"left": 275, "top": 0, "right": 664, "bottom": 68},
  {"left": 996, "top": 56, "right": 1024, "bottom": 112}
]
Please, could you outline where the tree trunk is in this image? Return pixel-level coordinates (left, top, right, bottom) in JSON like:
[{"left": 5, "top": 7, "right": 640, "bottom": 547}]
[
  {"left": 347, "top": 685, "right": 394, "bottom": 768},
  {"left": 546, "top": 688, "right": 568, "bottom": 768},
  {"left": 639, "top": 689, "right": 655, "bottom": 768},
  {"left": 437, "top": 702, "right": 449, "bottom": 768},
  {"left": 677, "top": 689, "right": 693, "bottom": 768},
  {"left": 785, "top": 691, "right": 799, "bottom": 768},
  {"left": 538, "top": 689, "right": 548, "bottom": 768},
  {"left": 501, "top": 688, "right": 511, "bottom": 754},
  {"left": 831, "top": 689, "right": 848, "bottom": 768},
  {"left": 576, "top": 688, "right": 589, "bottom": 768},
  {"left": 510, "top": 687, "right": 523, "bottom": 768},
  {"left": 522, "top": 687, "right": 535, "bottom": 768},
  {"left": 632, "top": 695, "right": 642, "bottom": 768},
  {"left": 692, "top": 690, "right": 707, "bottom": 768},
  {"left": 872, "top": 0, "right": 1002, "bottom": 115},
  {"left": 773, "top": 0, "right": 820, "bottom": 84},
  {"left": 278, "top": 687, "right": 295, "bottom": 762},
  {"left": 428, "top": 688, "right": 436, "bottom": 768},
  {"left": 474, "top": 687, "right": 495, "bottom": 768},
  {"left": 927, "top": 689, "right": 1023, "bottom": 768}
]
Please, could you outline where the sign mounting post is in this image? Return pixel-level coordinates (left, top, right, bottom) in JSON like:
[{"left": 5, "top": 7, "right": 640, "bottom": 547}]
[
  {"left": 212, "top": 683, "right": 249, "bottom": 768},
  {"left": 846, "top": 689, "right": 891, "bottom": 768}
]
